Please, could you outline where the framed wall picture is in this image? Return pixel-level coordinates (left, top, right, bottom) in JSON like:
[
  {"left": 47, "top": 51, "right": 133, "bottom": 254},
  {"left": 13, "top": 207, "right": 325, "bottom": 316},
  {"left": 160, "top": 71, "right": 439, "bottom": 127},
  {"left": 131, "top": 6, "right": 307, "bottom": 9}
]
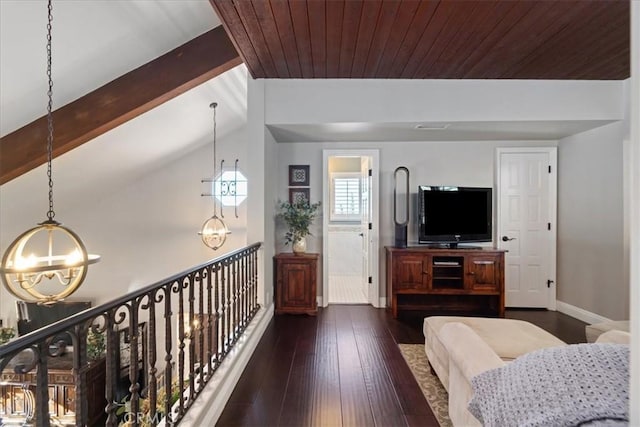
[
  {"left": 289, "top": 188, "right": 310, "bottom": 204},
  {"left": 288, "top": 165, "right": 310, "bottom": 187}
]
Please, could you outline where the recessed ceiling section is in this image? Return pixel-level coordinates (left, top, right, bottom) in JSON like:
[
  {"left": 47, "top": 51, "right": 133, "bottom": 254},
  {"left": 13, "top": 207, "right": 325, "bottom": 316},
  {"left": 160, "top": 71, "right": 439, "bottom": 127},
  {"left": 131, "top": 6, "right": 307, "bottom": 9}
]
[
  {"left": 267, "top": 120, "right": 617, "bottom": 143},
  {"left": 211, "top": 0, "right": 629, "bottom": 80}
]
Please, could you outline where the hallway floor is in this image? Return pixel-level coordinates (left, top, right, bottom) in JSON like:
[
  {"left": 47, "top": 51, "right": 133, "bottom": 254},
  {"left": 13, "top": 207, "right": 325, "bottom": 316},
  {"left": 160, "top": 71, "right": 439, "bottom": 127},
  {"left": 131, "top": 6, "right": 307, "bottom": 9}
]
[
  {"left": 328, "top": 275, "right": 367, "bottom": 304},
  {"left": 217, "top": 306, "right": 587, "bottom": 426}
]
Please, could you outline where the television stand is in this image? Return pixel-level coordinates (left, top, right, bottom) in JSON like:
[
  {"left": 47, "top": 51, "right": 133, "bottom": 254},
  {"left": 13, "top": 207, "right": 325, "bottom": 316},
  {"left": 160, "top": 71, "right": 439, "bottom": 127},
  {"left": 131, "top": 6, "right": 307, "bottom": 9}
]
[
  {"left": 386, "top": 246, "right": 505, "bottom": 318},
  {"left": 425, "top": 243, "right": 482, "bottom": 250}
]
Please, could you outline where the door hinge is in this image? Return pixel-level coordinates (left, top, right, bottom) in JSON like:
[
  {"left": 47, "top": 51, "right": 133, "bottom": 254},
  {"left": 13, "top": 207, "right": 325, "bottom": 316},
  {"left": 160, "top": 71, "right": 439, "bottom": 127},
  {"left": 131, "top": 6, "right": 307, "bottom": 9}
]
[
  {"left": 547, "top": 279, "right": 555, "bottom": 288},
  {"left": 548, "top": 165, "right": 551, "bottom": 173},
  {"left": 368, "top": 222, "right": 372, "bottom": 230},
  {"left": 548, "top": 223, "right": 551, "bottom": 230},
  {"left": 368, "top": 169, "right": 372, "bottom": 177},
  {"left": 368, "top": 276, "right": 372, "bottom": 284}
]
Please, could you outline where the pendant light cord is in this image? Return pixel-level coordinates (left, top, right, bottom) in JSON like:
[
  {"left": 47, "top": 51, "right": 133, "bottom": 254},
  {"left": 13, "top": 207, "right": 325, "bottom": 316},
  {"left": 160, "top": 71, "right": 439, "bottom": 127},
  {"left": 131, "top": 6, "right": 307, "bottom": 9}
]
[
  {"left": 210, "top": 102, "right": 218, "bottom": 217},
  {"left": 46, "top": 0, "right": 55, "bottom": 222}
]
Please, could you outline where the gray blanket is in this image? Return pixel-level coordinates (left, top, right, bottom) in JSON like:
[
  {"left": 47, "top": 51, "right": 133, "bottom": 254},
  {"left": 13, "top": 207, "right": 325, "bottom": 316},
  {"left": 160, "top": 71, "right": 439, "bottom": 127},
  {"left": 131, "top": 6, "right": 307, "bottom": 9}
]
[{"left": 468, "top": 343, "right": 629, "bottom": 426}]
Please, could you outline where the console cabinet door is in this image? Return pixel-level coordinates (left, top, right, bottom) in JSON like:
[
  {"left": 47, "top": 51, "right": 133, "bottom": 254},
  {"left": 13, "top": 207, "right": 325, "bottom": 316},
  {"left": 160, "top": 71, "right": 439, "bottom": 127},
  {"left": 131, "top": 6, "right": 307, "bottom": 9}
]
[
  {"left": 275, "top": 254, "right": 318, "bottom": 315},
  {"left": 465, "top": 255, "right": 501, "bottom": 291},
  {"left": 393, "top": 253, "right": 430, "bottom": 291},
  {"left": 280, "top": 262, "right": 314, "bottom": 307}
]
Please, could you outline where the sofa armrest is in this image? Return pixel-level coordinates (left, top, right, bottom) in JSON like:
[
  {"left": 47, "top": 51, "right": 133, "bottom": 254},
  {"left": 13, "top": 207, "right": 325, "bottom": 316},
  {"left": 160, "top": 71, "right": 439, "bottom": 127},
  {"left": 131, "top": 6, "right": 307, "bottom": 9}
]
[
  {"left": 439, "top": 322, "right": 505, "bottom": 427},
  {"left": 596, "top": 329, "right": 631, "bottom": 344}
]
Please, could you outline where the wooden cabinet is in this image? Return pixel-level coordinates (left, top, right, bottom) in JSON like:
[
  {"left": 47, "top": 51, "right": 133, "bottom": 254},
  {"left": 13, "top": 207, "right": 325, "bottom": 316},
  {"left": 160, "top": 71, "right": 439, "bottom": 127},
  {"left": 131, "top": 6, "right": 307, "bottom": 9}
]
[
  {"left": 274, "top": 253, "right": 319, "bottom": 315},
  {"left": 0, "top": 355, "right": 106, "bottom": 426},
  {"left": 386, "top": 247, "right": 505, "bottom": 318}
]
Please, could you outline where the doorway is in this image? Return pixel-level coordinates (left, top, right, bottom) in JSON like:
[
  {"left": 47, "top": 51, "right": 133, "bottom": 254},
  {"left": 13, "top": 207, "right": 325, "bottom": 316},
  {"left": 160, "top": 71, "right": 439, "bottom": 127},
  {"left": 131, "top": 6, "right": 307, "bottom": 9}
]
[
  {"left": 496, "top": 147, "right": 557, "bottom": 309},
  {"left": 322, "top": 149, "right": 380, "bottom": 307}
]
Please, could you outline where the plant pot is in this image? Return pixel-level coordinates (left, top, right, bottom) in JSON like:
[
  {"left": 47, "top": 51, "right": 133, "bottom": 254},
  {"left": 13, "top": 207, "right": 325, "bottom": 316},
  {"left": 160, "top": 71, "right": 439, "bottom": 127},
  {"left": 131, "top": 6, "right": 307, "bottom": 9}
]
[{"left": 292, "top": 237, "right": 307, "bottom": 254}]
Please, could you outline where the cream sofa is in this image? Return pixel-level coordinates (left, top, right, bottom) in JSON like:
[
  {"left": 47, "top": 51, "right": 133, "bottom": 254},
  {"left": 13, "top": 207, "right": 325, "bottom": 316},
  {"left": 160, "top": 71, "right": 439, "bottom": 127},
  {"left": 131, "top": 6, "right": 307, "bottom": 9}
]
[
  {"left": 434, "top": 320, "right": 631, "bottom": 426},
  {"left": 423, "top": 316, "right": 565, "bottom": 393},
  {"left": 585, "top": 320, "right": 630, "bottom": 343}
]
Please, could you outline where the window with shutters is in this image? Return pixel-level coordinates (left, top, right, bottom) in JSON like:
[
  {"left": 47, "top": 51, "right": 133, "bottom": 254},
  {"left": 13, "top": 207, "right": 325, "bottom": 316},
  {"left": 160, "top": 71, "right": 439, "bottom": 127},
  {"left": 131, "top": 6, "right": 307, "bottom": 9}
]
[{"left": 330, "top": 172, "right": 360, "bottom": 221}]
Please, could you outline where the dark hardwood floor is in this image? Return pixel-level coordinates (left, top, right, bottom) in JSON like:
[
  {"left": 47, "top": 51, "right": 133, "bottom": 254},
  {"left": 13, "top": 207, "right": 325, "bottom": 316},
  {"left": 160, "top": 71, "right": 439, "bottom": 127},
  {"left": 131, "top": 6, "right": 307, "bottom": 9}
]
[{"left": 217, "top": 306, "right": 587, "bottom": 426}]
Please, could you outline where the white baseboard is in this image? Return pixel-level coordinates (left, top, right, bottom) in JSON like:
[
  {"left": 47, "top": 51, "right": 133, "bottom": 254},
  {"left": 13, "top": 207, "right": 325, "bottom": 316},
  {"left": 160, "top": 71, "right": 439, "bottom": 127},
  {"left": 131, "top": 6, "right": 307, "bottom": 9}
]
[
  {"left": 556, "top": 300, "right": 612, "bottom": 325},
  {"left": 178, "top": 303, "right": 274, "bottom": 426},
  {"left": 318, "top": 296, "right": 385, "bottom": 308}
]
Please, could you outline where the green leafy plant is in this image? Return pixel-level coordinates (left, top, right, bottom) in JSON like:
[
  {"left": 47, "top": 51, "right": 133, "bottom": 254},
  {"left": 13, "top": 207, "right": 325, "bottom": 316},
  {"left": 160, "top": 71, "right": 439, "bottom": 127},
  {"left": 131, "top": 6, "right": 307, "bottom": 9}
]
[
  {"left": 87, "top": 328, "right": 106, "bottom": 361},
  {"left": 117, "top": 378, "right": 186, "bottom": 426},
  {"left": 277, "top": 200, "right": 321, "bottom": 245},
  {"left": 0, "top": 326, "right": 15, "bottom": 345}
]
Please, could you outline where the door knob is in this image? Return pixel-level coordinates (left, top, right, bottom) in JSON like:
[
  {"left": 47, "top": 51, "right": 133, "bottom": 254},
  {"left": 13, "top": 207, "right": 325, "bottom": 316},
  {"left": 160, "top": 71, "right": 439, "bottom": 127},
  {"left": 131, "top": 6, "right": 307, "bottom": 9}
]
[
  {"left": 501, "top": 236, "right": 516, "bottom": 242},
  {"left": 359, "top": 233, "right": 364, "bottom": 237}
]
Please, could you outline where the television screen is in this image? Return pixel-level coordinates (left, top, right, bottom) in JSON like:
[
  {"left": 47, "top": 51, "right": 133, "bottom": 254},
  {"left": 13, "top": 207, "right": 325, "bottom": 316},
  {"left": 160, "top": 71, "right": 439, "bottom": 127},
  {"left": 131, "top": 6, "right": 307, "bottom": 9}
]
[
  {"left": 17, "top": 301, "right": 92, "bottom": 345},
  {"left": 418, "top": 186, "right": 492, "bottom": 245}
]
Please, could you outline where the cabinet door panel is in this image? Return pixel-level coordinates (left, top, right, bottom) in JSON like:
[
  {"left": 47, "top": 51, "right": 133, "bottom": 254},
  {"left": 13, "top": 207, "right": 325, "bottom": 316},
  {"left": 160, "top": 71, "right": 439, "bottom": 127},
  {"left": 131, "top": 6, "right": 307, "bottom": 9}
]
[
  {"left": 281, "top": 263, "right": 314, "bottom": 307},
  {"left": 466, "top": 256, "right": 500, "bottom": 291},
  {"left": 393, "top": 254, "right": 429, "bottom": 290}
]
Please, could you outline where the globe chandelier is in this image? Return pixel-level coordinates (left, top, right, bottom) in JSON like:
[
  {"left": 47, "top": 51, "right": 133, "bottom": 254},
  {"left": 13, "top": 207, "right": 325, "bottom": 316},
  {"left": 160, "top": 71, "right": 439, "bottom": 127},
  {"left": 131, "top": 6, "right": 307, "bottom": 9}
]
[
  {"left": 198, "top": 102, "right": 231, "bottom": 250},
  {"left": 0, "top": 0, "right": 100, "bottom": 304}
]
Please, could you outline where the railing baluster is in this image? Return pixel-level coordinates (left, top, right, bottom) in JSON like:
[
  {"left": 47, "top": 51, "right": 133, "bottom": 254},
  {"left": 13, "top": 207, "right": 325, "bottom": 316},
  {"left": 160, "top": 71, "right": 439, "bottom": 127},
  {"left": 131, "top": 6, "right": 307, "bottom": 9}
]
[
  {"left": 105, "top": 313, "right": 118, "bottom": 426},
  {"left": 198, "top": 268, "right": 205, "bottom": 387},
  {"left": 224, "top": 259, "right": 233, "bottom": 355},
  {"left": 252, "top": 250, "right": 257, "bottom": 313},
  {"left": 188, "top": 272, "right": 196, "bottom": 406},
  {"left": 214, "top": 264, "right": 220, "bottom": 366},
  {"left": 220, "top": 262, "right": 226, "bottom": 356},
  {"left": 163, "top": 283, "right": 173, "bottom": 425},
  {"left": 74, "top": 325, "right": 87, "bottom": 426},
  {"left": 232, "top": 256, "right": 238, "bottom": 342},
  {"left": 147, "top": 293, "right": 158, "bottom": 426},
  {"left": 177, "top": 279, "right": 185, "bottom": 417},
  {"left": 35, "top": 342, "right": 50, "bottom": 427},
  {"left": 206, "top": 264, "right": 213, "bottom": 379},
  {"left": 128, "top": 301, "right": 141, "bottom": 426}
]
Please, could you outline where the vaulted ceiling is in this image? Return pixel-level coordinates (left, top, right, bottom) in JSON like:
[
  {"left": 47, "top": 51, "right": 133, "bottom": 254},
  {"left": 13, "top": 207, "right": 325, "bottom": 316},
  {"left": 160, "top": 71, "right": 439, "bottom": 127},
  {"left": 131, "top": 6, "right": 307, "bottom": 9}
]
[
  {"left": 211, "top": 0, "right": 630, "bottom": 80},
  {"left": 0, "top": 1, "right": 631, "bottom": 185}
]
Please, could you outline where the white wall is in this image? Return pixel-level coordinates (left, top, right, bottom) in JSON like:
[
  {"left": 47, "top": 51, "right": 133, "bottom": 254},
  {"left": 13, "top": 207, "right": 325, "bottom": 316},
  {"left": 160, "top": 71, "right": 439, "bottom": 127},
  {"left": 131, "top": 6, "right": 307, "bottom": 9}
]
[
  {"left": 265, "top": 78, "right": 628, "bottom": 310},
  {"left": 266, "top": 80, "right": 625, "bottom": 125},
  {"left": 276, "top": 140, "right": 557, "bottom": 299},
  {"left": 557, "top": 123, "right": 627, "bottom": 320},
  {"left": 246, "top": 78, "right": 278, "bottom": 307},
  {"left": 0, "top": 127, "right": 248, "bottom": 325}
]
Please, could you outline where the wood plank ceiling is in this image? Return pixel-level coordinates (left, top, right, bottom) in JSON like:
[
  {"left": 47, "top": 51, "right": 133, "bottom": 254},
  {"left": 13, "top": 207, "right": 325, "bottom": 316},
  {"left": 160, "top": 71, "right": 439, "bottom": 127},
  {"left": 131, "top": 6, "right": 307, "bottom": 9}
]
[{"left": 210, "top": 0, "right": 630, "bottom": 80}]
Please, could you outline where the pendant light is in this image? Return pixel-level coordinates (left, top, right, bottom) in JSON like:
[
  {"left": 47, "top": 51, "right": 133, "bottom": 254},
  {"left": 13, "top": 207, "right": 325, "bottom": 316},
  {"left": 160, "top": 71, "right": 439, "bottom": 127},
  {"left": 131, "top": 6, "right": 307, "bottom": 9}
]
[
  {"left": 199, "top": 102, "right": 231, "bottom": 250},
  {"left": 0, "top": 0, "right": 100, "bottom": 305}
]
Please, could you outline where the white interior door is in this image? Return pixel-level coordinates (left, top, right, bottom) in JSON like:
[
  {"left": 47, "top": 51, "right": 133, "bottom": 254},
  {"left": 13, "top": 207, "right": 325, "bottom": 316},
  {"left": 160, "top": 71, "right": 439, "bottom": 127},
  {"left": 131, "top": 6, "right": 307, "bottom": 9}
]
[
  {"left": 497, "top": 147, "right": 557, "bottom": 309},
  {"left": 322, "top": 149, "right": 380, "bottom": 307},
  {"left": 360, "top": 156, "right": 372, "bottom": 303}
]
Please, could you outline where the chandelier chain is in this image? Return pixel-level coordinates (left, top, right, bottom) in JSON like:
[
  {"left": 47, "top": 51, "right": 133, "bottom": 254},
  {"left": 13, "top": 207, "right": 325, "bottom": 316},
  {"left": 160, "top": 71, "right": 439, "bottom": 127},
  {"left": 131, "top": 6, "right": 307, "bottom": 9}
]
[
  {"left": 46, "top": 0, "right": 55, "bottom": 221},
  {"left": 211, "top": 102, "right": 218, "bottom": 216}
]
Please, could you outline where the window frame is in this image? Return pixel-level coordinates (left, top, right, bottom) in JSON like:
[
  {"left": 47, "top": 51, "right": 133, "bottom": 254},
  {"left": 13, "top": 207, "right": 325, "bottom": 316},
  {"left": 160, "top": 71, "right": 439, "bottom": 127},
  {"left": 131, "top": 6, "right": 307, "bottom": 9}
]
[{"left": 330, "top": 172, "right": 361, "bottom": 222}]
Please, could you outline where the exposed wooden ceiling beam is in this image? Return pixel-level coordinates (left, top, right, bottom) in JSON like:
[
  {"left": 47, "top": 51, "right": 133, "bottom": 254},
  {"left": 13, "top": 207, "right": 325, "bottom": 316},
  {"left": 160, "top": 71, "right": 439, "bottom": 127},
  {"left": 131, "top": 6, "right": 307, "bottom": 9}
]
[{"left": 0, "top": 25, "right": 241, "bottom": 185}]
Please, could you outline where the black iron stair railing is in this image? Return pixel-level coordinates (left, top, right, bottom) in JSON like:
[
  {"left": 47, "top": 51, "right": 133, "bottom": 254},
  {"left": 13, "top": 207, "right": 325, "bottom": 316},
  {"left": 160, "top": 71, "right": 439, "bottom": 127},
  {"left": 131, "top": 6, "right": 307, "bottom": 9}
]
[{"left": 0, "top": 242, "right": 262, "bottom": 426}]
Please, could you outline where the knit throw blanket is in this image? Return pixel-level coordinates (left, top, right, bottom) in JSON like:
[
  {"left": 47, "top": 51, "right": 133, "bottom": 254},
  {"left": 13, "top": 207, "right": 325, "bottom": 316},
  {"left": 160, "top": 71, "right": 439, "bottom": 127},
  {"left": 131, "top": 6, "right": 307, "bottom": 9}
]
[{"left": 468, "top": 343, "right": 629, "bottom": 427}]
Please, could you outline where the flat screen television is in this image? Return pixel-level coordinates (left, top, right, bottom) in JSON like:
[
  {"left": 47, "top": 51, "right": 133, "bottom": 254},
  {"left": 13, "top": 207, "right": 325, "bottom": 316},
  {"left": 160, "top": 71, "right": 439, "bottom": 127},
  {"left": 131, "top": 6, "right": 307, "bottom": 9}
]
[{"left": 418, "top": 186, "right": 492, "bottom": 247}]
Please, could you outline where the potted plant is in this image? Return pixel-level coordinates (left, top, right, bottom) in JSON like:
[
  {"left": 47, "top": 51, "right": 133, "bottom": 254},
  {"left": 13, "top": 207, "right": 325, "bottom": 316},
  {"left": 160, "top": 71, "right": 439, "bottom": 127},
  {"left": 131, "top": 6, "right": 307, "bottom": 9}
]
[
  {"left": 0, "top": 326, "right": 15, "bottom": 345},
  {"left": 277, "top": 200, "right": 321, "bottom": 253},
  {"left": 87, "top": 328, "right": 106, "bottom": 361}
]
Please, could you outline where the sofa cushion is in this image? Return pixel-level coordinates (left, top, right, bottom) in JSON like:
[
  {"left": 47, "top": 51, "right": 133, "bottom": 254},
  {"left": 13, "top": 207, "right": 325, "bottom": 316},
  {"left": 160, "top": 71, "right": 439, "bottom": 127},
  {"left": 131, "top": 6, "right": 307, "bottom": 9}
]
[{"left": 423, "top": 316, "right": 566, "bottom": 391}]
